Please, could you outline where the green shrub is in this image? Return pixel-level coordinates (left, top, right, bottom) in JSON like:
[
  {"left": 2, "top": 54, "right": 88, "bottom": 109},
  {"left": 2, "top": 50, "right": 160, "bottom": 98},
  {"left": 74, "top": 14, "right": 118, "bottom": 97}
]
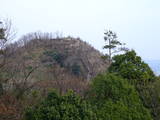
[
  {"left": 71, "top": 63, "right": 81, "bottom": 76},
  {"left": 25, "top": 90, "right": 97, "bottom": 120},
  {"left": 44, "top": 51, "right": 65, "bottom": 67}
]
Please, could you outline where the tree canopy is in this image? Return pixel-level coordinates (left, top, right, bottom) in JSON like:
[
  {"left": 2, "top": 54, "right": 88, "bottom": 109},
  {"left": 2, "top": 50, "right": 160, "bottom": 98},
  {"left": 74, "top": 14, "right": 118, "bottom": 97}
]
[
  {"left": 25, "top": 90, "right": 97, "bottom": 120},
  {"left": 109, "top": 50, "right": 155, "bottom": 85},
  {"left": 88, "top": 73, "right": 153, "bottom": 120}
]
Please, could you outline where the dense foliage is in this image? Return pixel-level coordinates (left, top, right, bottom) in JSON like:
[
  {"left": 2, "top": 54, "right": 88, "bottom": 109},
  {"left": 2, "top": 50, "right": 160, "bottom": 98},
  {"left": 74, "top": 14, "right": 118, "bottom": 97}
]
[
  {"left": 88, "top": 73, "right": 153, "bottom": 120},
  {"left": 138, "top": 78, "right": 160, "bottom": 120},
  {"left": 109, "top": 50, "right": 155, "bottom": 85},
  {"left": 44, "top": 50, "right": 65, "bottom": 67},
  {"left": 25, "top": 90, "right": 97, "bottom": 120},
  {"left": 108, "top": 50, "right": 160, "bottom": 120}
]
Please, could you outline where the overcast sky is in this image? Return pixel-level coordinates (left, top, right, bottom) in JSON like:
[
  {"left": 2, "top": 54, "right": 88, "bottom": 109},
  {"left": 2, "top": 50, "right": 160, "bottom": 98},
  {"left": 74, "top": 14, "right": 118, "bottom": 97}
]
[{"left": 1, "top": 0, "right": 160, "bottom": 60}]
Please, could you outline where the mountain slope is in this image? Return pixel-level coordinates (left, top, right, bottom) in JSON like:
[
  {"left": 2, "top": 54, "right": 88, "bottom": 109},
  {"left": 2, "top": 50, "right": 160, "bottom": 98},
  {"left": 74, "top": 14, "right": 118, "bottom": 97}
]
[{"left": 4, "top": 32, "right": 109, "bottom": 93}]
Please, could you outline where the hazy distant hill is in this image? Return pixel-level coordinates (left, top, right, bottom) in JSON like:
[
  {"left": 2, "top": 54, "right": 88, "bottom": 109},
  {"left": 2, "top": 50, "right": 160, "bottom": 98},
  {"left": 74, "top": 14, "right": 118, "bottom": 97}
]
[{"left": 145, "top": 60, "right": 160, "bottom": 76}]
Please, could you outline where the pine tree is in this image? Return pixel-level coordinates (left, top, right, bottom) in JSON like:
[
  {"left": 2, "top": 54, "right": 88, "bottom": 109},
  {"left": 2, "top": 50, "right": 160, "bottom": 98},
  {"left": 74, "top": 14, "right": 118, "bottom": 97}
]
[{"left": 103, "top": 30, "right": 128, "bottom": 63}]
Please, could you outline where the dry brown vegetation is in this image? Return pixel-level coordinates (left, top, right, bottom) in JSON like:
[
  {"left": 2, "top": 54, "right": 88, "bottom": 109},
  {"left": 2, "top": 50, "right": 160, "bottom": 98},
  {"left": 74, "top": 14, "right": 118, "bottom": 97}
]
[{"left": 0, "top": 31, "right": 109, "bottom": 119}]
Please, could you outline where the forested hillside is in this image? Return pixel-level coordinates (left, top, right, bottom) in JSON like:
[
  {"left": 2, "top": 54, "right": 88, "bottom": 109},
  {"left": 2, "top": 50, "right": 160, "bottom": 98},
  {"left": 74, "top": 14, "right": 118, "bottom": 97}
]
[{"left": 0, "top": 21, "right": 160, "bottom": 120}]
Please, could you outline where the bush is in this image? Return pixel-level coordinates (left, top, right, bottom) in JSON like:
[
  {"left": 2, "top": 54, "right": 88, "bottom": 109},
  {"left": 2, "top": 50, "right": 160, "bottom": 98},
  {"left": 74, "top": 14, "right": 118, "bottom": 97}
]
[
  {"left": 44, "top": 51, "right": 65, "bottom": 67},
  {"left": 25, "top": 90, "right": 97, "bottom": 120},
  {"left": 71, "top": 63, "right": 81, "bottom": 76}
]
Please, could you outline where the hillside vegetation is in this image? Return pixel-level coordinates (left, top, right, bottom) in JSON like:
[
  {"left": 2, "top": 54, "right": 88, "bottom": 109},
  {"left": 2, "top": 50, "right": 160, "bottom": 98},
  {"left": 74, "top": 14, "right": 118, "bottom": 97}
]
[
  {"left": 0, "top": 28, "right": 160, "bottom": 120},
  {"left": 2, "top": 32, "right": 109, "bottom": 93},
  {"left": 0, "top": 32, "right": 110, "bottom": 119}
]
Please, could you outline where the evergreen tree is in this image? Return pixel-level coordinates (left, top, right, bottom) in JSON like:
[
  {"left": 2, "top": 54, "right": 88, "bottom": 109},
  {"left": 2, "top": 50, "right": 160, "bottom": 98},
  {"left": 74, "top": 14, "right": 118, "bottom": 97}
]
[
  {"left": 109, "top": 50, "right": 155, "bottom": 86},
  {"left": 25, "top": 90, "right": 97, "bottom": 120},
  {"left": 88, "top": 73, "right": 153, "bottom": 120},
  {"left": 103, "top": 30, "right": 128, "bottom": 63}
]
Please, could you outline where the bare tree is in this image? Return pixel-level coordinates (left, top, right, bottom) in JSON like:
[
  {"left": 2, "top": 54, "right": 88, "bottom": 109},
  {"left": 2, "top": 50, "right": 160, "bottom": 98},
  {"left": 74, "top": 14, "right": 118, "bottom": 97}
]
[
  {"left": 0, "top": 19, "right": 16, "bottom": 41},
  {"left": 0, "top": 19, "right": 16, "bottom": 95}
]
